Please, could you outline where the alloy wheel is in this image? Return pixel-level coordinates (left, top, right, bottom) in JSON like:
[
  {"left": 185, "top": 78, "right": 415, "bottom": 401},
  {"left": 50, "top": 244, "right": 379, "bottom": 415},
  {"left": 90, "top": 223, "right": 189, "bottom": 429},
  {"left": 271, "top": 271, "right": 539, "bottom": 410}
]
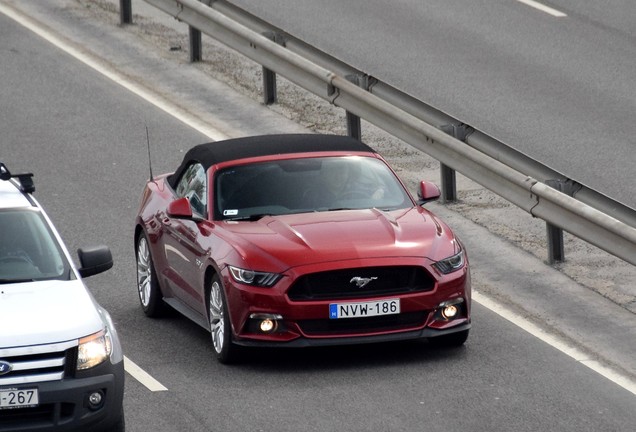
[
  {"left": 209, "top": 280, "right": 225, "bottom": 354},
  {"left": 136, "top": 236, "right": 152, "bottom": 307}
]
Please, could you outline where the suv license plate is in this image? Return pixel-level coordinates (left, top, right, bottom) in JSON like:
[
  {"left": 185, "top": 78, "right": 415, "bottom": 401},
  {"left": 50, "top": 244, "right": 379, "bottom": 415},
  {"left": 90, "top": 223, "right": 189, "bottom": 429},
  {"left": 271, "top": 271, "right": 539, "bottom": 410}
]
[
  {"left": 329, "top": 299, "right": 400, "bottom": 319},
  {"left": 0, "top": 388, "right": 39, "bottom": 409}
]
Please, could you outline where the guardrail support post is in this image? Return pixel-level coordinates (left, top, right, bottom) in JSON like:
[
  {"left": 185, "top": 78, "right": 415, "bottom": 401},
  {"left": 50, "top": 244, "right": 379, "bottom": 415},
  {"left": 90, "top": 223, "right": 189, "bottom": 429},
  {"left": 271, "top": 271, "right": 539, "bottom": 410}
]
[
  {"left": 345, "top": 75, "right": 375, "bottom": 141},
  {"left": 545, "top": 179, "right": 579, "bottom": 264},
  {"left": 262, "top": 67, "right": 277, "bottom": 105},
  {"left": 189, "top": 27, "right": 203, "bottom": 62},
  {"left": 346, "top": 111, "right": 361, "bottom": 141},
  {"left": 119, "top": 0, "right": 132, "bottom": 25},
  {"left": 261, "top": 32, "right": 287, "bottom": 105},
  {"left": 440, "top": 164, "right": 457, "bottom": 203},
  {"left": 546, "top": 223, "right": 565, "bottom": 264},
  {"left": 439, "top": 123, "right": 473, "bottom": 203}
]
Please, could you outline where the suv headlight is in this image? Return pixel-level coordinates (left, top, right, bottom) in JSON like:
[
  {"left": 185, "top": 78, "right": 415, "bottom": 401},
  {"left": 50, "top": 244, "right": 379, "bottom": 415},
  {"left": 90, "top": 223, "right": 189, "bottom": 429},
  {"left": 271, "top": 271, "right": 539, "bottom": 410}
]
[
  {"left": 229, "top": 266, "right": 281, "bottom": 287},
  {"left": 77, "top": 329, "right": 112, "bottom": 370},
  {"left": 433, "top": 248, "right": 465, "bottom": 275}
]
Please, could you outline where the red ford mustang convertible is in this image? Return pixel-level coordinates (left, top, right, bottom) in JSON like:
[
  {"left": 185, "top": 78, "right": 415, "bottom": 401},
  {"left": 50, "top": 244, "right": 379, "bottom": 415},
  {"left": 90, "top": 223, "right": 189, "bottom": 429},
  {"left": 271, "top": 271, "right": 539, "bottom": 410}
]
[{"left": 134, "top": 134, "right": 471, "bottom": 363}]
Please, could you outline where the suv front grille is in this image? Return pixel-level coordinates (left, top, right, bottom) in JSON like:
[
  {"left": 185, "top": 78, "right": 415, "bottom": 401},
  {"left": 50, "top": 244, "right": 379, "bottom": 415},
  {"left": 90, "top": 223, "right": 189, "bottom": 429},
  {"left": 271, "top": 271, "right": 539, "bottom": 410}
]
[
  {"left": 287, "top": 266, "right": 436, "bottom": 301},
  {"left": 0, "top": 340, "right": 77, "bottom": 386}
]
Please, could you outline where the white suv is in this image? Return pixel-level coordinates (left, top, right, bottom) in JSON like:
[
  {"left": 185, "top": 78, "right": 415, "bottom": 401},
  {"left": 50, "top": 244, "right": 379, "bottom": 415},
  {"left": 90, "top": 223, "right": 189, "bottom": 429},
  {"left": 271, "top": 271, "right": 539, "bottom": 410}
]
[{"left": 0, "top": 164, "right": 125, "bottom": 431}]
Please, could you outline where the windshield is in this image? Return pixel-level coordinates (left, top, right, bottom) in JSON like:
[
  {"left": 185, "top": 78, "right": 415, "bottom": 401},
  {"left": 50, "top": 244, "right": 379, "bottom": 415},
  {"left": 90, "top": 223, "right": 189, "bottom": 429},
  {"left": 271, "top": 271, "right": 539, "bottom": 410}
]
[
  {"left": 215, "top": 156, "right": 413, "bottom": 221},
  {"left": 0, "top": 208, "right": 71, "bottom": 283}
]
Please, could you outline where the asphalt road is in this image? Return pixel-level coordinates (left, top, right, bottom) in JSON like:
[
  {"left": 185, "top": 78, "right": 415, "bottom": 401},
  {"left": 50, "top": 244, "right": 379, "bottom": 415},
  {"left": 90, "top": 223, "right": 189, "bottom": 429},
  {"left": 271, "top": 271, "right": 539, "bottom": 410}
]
[
  {"left": 228, "top": 0, "right": 636, "bottom": 210},
  {"left": 1, "top": 2, "right": 635, "bottom": 431}
]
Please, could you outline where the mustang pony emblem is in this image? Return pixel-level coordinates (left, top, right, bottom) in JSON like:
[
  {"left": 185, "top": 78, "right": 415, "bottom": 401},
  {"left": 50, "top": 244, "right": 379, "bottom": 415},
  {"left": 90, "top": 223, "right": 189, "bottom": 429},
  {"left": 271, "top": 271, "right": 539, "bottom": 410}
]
[{"left": 349, "top": 276, "right": 378, "bottom": 288}]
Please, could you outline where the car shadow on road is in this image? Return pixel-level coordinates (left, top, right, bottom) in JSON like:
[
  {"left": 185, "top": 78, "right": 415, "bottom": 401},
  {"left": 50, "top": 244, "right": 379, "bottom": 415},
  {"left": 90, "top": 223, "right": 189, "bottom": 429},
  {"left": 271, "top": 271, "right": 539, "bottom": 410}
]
[{"left": 234, "top": 339, "right": 471, "bottom": 372}]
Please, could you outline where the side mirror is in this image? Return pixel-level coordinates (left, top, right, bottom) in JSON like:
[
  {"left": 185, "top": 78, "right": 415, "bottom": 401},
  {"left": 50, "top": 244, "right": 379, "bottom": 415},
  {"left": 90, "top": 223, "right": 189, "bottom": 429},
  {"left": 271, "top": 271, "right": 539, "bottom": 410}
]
[
  {"left": 417, "top": 181, "right": 441, "bottom": 204},
  {"left": 77, "top": 245, "right": 113, "bottom": 278},
  {"left": 167, "top": 197, "right": 194, "bottom": 219}
]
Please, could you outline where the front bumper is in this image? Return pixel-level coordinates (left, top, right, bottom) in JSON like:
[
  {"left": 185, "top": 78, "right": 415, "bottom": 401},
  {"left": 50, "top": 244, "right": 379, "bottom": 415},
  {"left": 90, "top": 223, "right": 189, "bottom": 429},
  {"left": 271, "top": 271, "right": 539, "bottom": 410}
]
[
  {"left": 234, "top": 321, "right": 471, "bottom": 348},
  {"left": 222, "top": 259, "right": 472, "bottom": 347}
]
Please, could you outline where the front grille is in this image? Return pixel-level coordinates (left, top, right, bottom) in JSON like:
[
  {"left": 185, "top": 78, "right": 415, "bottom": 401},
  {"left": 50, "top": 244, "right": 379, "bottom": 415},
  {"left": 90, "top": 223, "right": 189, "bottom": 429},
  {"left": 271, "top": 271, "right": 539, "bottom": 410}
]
[
  {"left": 0, "top": 340, "right": 77, "bottom": 386},
  {"left": 298, "top": 311, "right": 428, "bottom": 335},
  {"left": 288, "top": 266, "right": 435, "bottom": 301}
]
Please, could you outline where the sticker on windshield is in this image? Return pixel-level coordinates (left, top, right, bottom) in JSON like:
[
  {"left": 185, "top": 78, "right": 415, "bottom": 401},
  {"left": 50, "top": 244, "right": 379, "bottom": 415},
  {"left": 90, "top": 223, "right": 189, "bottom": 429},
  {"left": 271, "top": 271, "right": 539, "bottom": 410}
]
[{"left": 223, "top": 209, "right": 239, "bottom": 216}]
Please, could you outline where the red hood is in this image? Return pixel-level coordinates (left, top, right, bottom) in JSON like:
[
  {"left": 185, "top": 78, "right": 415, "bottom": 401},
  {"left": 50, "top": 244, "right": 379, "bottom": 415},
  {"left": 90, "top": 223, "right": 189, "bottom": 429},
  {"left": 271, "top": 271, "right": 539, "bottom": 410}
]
[{"left": 219, "top": 207, "right": 456, "bottom": 270}]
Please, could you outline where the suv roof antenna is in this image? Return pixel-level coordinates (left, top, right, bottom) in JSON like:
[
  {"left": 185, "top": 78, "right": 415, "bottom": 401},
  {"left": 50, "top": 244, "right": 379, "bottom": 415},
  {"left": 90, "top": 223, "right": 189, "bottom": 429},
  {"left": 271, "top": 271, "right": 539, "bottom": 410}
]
[{"left": 146, "top": 125, "right": 154, "bottom": 182}]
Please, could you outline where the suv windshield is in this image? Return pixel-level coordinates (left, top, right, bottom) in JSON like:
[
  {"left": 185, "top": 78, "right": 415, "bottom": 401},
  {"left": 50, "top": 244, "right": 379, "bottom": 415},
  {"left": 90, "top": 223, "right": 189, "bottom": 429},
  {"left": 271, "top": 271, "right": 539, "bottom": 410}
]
[
  {"left": 0, "top": 208, "right": 71, "bottom": 283},
  {"left": 215, "top": 156, "right": 413, "bottom": 220}
]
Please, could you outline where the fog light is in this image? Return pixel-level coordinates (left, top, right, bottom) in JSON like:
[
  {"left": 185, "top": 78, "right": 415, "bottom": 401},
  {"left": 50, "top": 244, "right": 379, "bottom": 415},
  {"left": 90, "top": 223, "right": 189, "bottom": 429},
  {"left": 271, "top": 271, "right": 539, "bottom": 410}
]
[
  {"left": 259, "top": 319, "right": 275, "bottom": 332},
  {"left": 87, "top": 391, "right": 104, "bottom": 410},
  {"left": 436, "top": 298, "right": 464, "bottom": 321},
  {"left": 250, "top": 313, "right": 283, "bottom": 334},
  {"left": 441, "top": 305, "right": 458, "bottom": 319}
]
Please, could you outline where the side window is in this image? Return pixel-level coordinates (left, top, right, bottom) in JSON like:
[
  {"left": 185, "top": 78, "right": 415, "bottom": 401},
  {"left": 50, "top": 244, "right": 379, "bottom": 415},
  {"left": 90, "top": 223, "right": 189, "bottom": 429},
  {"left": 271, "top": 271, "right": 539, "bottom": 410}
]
[{"left": 175, "top": 163, "right": 207, "bottom": 216}]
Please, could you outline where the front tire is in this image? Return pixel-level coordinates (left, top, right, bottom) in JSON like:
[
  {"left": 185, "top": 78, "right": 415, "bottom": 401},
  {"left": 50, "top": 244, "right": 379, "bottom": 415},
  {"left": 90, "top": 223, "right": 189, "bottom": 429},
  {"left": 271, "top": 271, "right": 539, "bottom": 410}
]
[
  {"left": 136, "top": 233, "right": 168, "bottom": 317},
  {"left": 208, "top": 274, "right": 239, "bottom": 364}
]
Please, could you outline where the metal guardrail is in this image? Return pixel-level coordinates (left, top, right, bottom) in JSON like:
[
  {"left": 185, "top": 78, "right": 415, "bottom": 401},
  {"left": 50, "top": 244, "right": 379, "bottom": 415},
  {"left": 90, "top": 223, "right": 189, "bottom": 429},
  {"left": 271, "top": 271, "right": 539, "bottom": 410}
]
[{"left": 136, "top": 0, "right": 636, "bottom": 266}]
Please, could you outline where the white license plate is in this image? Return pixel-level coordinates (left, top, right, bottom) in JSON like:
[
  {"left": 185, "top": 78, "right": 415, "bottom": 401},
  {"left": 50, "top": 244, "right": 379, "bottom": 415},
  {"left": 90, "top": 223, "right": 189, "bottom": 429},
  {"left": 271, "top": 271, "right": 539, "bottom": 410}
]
[
  {"left": 0, "top": 388, "right": 39, "bottom": 409},
  {"left": 329, "top": 298, "right": 400, "bottom": 319}
]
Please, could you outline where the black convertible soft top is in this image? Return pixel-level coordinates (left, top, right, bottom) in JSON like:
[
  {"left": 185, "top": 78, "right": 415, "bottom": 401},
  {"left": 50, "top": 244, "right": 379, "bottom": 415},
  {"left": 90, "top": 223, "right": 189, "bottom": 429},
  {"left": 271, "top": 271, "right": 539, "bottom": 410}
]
[{"left": 168, "top": 134, "right": 374, "bottom": 188}]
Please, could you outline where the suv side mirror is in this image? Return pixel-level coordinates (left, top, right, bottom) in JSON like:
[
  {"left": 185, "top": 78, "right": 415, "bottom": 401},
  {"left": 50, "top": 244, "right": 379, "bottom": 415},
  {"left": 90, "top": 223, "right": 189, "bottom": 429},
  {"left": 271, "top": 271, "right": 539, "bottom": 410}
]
[
  {"left": 417, "top": 181, "right": 441, "bottom": 204},
  {"left": 77, "top": 245, "right": 113, "bottom": 278}
]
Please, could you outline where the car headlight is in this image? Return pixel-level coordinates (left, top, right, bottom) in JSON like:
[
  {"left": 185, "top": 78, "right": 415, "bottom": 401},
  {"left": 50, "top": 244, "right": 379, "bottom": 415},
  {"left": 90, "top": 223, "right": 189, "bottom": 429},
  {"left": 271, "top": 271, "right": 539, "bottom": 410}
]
[
  {"left": 77, "top": 329, "right": 112, "bottom": 370},
  {"left": 432, "top": 248, "right": 465, "bottom": 275},
  {"left": 229, "top": 266, "right": 281, "bottom": 287}
]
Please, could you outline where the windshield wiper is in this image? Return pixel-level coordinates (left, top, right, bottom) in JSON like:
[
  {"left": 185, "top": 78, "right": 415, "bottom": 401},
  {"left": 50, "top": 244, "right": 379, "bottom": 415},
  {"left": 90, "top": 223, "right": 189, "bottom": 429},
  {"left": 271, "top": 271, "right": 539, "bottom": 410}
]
[
  {"left": 0, "top": 278, "right": 35, "bottom": 284},
  {"left": 226, "top": 213, "right": 272, "bottom": 221},
  {"left": 325, "top": 207, "right": 356, "bottom": 212}
]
